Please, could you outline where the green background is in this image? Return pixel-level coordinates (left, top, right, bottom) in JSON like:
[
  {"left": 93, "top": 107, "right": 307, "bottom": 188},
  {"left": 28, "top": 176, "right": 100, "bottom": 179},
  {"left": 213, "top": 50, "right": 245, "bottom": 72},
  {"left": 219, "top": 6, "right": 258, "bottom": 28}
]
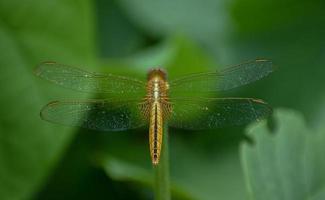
[{"left": 0, "top": 0, "right": 324, "bottom": 199}]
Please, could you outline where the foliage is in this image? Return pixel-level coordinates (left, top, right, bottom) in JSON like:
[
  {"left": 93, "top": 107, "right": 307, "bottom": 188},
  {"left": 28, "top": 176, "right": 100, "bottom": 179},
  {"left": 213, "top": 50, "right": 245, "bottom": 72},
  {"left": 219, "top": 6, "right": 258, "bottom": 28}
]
[
  {"left": 0, "top": 0, "right": 95, "bottom": 199},
  {"left": 241, "top": 109, "right": 325, "bottom": 200},
  {"left": 0, "top": 0, "right": 324, "bottom": 199}
]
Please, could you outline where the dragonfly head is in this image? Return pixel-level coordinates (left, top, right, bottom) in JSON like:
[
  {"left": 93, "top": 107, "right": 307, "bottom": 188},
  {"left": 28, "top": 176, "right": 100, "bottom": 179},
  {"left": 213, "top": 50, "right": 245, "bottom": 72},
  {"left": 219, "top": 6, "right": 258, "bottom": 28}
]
[{"left": 147, "top": 68, "right": 167, "bottom": 81}]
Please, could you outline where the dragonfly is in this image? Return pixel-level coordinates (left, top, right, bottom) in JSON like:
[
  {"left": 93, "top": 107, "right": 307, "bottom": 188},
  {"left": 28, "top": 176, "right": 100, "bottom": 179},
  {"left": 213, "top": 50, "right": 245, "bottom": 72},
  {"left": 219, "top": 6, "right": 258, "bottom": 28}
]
[{"left": 35, "top": 59, "right": 273, "bottom": 165}]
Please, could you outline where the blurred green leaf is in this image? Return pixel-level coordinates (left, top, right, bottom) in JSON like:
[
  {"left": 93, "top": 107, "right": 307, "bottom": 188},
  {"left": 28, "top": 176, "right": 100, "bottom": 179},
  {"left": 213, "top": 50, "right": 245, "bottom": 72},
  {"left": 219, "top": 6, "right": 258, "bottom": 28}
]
[
  {"left": 101, "top": 156, "right": 194, "bottom": 200},
  {"left": 232, "top": 0, "right": 324, "bottom": 34},
  {"left": 100, "top": 36, "right": 215, "bottom": 77},
  {"left": 164, "top": 36, "right": 215, "bottom": 78},
  {"left": 241, "top": 109, "right": 325, "bottom": 200},
  {"left": 313, "top": 95, "right": 325, "bottom": 130},
  {"left": 99, "top": 133, "right": 246, "bottom": 200},
  {"left": 227, "top": 0, "right": 325, "bottom": 123},
  {"left": 116, "top": 0, "right": 229, "bottom": 42},
  {"left": 0, "top": 0, "right": 95, "bottom": 199},
  {"left": 96, "top": 0, "right": 146, "bottom": 57}
]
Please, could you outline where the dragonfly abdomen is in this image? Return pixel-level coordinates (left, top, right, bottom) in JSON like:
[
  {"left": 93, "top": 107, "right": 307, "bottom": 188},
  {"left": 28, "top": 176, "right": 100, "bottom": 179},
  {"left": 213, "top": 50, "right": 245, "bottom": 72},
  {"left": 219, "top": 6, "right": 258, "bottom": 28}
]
[{"left": 149, "top": 101, "right": 163, "bottom": 165}]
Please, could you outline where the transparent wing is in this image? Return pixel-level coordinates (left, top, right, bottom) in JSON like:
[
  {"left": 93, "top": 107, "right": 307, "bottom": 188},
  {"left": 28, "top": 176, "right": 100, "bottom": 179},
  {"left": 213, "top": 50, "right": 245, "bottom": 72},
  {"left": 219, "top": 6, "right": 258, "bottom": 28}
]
[
  {"left": 40, "top": 99, "right": 147, "bottom": 131},
  {"left": 169, "top": 59, "right": 273, "bottom": 95},
  {"left": 168, "top": 97, "right": 271, "bottom": 130},
  {"left": 35, "top": 62, "right": 145, "bottom": 95}
]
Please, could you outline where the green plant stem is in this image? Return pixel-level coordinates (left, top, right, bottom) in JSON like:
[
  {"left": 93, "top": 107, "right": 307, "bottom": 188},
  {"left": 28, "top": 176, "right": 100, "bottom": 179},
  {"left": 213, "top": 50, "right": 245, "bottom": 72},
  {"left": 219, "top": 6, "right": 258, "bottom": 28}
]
[{"left": 154, "top": 123, "right": 171, "bottom": 200}]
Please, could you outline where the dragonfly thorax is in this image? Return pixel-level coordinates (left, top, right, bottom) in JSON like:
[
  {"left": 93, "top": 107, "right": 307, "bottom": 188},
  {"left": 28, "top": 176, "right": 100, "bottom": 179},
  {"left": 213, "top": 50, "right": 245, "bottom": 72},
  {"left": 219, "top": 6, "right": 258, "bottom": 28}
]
[
  {"left": 146, "top": 69, "right": 169, "bottom": 101},
  {"left": 147, "top": 68, "right": 167, "bottom": 81}
]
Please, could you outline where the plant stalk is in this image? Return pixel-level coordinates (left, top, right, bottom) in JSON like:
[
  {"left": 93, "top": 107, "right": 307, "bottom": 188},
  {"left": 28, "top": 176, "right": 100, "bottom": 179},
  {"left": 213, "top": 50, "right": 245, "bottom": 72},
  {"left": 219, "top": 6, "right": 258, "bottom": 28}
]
[{"left": 154, "top": 122, "right": 171, "bottom": 200}]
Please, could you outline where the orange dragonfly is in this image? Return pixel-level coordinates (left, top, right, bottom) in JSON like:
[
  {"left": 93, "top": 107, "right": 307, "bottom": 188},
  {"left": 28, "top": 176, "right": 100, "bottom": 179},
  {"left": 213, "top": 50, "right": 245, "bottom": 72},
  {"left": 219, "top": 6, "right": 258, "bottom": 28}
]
[{"left": 35, "top": 59, "right": 273, "bottom": 165}]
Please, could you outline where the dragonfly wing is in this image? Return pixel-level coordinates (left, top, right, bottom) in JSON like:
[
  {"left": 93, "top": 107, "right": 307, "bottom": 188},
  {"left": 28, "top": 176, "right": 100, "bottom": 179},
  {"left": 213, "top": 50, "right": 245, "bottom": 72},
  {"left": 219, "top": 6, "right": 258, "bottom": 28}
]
[
  {"left": 168, "top": 97, "right": 271, "bottom": 130},
  {"left": 169, "top": 59, "right": 273, "bottom": 95},
  {"left": 40, "top": 99, "right": 147, "bottom": 131},
  {"left": 35, "top": 62, "right": 145, "bottom": 95}
]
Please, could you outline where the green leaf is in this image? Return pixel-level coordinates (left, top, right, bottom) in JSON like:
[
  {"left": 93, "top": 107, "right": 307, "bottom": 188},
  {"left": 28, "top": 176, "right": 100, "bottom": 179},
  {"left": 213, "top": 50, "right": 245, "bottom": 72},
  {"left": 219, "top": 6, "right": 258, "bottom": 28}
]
[
  {"left": 0, "top": 1, "right": 95, "bottom": 199},
  {"left": 99, "top": 133, "right": 246, "bottom": 200},
  {"left": 116, "top": 0, "right": 228, "bottom": 42},
  {"left": 101, "top": 156, "right": 194, "bottom": 200},
  {"left": 96, "top": 0, "right": 146, "bottom": 57},
  {"left": 100, "top": 36, "right": 216, "bottom": 77},
  {"left": 241, "top": 109, "right": 325, "bottom": 200},
  {"left": 226, "top": 0, "right": 325, "bottom": 121},
  {"left": 232, "top": 0, "right": 324, "bottom": 34}
]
